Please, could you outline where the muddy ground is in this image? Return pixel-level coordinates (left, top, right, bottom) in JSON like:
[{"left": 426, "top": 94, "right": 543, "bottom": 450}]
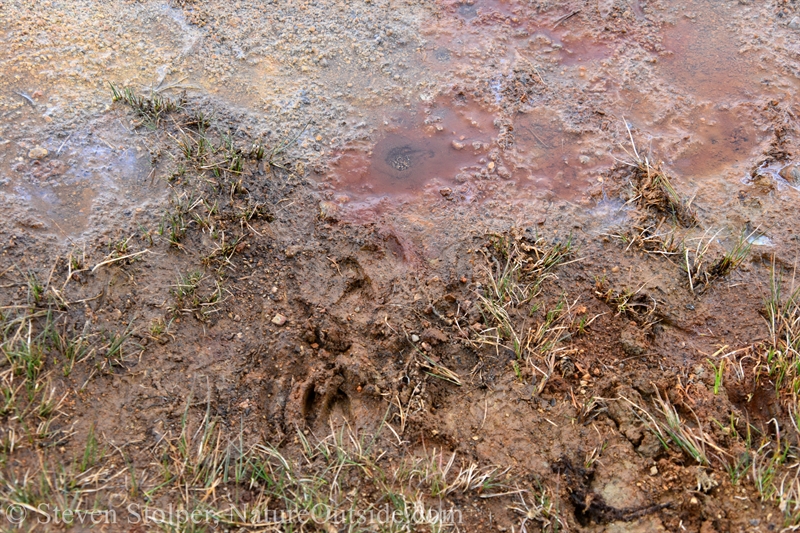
[{"left": 3, "top": 0, "right": 800, "bottom": 531}]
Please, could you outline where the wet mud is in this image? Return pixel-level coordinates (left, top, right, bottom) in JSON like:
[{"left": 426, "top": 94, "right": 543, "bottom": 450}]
[
  {"left": 3, "top": 0, "right": 800, "bottom": 531},
  {"left": 329, "top": 98, "right": 495, "bottom": 196}
]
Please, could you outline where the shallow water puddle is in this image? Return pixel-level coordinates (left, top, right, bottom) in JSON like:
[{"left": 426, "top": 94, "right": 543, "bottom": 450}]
[
  {"left": 431, "top": 0, "right": 612, "bottom": 69},
  {"left": 511, "top": 110, "right": 610, "bottom": 196},
  {"left": 0, "top": 2, "right": 200, "bottom": 238},
  {"left": 2, "top": 0, "right": 796, "bottom": 232},
  {"left": 668, "top": 106, "right": 761, "bottom": 177},
  {"left": 329, "top": 0, "right": 789, "bottom": 203},
  {"left": 621, "top": 92, "right": 765, "bottom": 178},
  {"left": 330, "top": 102, "right": 610, "bottom": 200},
  {"left": 327, "top": 1, "right": 617, "bottom": 198},
  {"left": 329, "top": 99, "right": 495, "bottom": 195},
  {"left": 659, "top": 0, "right": 768, "bottom": 101},
  {"left": 0, "top": 115, "right": 156, "bottom": 237}
]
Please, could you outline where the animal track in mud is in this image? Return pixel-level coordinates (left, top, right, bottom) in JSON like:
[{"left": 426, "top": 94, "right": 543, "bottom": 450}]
[
  {"left": 384, "top": 145, "right": 433, "bottom": 174},
  {"left": 301, "top": 382, "right": 317, "bottom": 419},
  {"left": 299, "top": 375, "right": 351, "bottom": 425}
]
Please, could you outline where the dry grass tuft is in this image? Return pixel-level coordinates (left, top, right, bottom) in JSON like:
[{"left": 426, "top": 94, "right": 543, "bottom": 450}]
[
  {"left": 469, "top": 228, "right": 584, "bottom": 394},
  {"left": 621, "top": 122, "right": 697, "bottom": 228}
]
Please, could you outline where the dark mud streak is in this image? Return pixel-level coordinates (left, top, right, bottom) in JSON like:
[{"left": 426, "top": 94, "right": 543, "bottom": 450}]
[
  {"left": 384, "top": 144, "right": 435, "bottom": 174},
  {"left": 555, "top": 458, "right": 673, "bottom": 525}
]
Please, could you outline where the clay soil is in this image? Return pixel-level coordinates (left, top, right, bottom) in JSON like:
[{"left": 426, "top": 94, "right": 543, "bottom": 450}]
[{"left": 4, "top": 0, "right": 800, "bottom": 532}]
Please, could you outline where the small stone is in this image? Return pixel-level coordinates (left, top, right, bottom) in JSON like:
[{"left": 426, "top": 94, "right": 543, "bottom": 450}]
[
  {"left": 451, "top": 140, "right": 465, "bottom": 150},
  {"left": 780, "top": 164, "right": 800, "bottom": 184},
  {"left": 789, "top": 16, "right": 800, "bottom": 30},
  {"left": 411, "top": 334, "right": 420, "bottom": 343},
  {"left": 272, "top": 313, "right": 287, "bottom": 326},
  {"left": 318, "top": 200, "right": 340, "bottom": 221},
  {"left": 28, "top": 146, "right": 48, "bottom": 159},
  {"left": 496, "top": 166, "right": 511, "bottom": 179},
  {"left": 487, "top": 161, "right": 496, "bottom": 171},
  {"left": 650, "top": 466, "right": 658, "bottom": 476},
  {"left": 439, "top": 187, "right": 452, "bottom": 196},
  {"left": 285, "top": 245, "right": 302, "bottom": 258},
  {"left": 421, "top": 328, "right": 448, "bottom": 345},
  {"left": 620, "top": 324, "right": 648, "bottom": 356},
  {"left": 579, "top": 155, "right": 591, "bottom": 165}
]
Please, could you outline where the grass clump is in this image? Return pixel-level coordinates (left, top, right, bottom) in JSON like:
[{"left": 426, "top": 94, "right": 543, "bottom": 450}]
[
  {"left": 759, "top": 262, "right": 800, "bottom": 403},
  {"left": 682, "top": 228, "right": 754, "bottom": 294},
  {"left": 109, "top": 82, "right": 292, "bottom": 280},
  {"left": 471, "top": 228, "right": 581, "bottom": 394},
  {"left": 610, "top": 217, "right": 682, "bottom": 258},
  {"left": 110, "top": 82, "right": 183, "bottom": 128},
  {"left": 705, "top": 228, "right": 754, "bottom": 280},
  {"left": 624, "top": 389, "right": 725, "bottom": 467},
  {"left": 621, "top": 122, "right": 697, "bottom": 228},
  {"left": 509, "top": 481, "right": 564, "bottom": 532},
  {"left": 594, "top": 276, "right": 658, "bottom": 328},
  {"left": 168, "top": 270, "right": 225, "bottom": 321},
  {"left": 128, "top": 396, "right": 517, "bottom": 532}
]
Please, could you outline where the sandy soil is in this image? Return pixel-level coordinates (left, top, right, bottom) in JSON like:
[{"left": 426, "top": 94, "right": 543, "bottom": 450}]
[{"left": 3, "top": 0, "right": 800, "bottom": 531}]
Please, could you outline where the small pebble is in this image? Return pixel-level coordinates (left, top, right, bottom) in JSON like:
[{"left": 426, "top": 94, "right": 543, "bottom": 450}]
[
  {"left": 272, "top": 313, "right": 287, "bottom": 326},
  {"left": 411, "top": 334, "right": 420, "bottom": 343},
  {"left": 28, "top": 146, "right": 48, "bottom": 159}
]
